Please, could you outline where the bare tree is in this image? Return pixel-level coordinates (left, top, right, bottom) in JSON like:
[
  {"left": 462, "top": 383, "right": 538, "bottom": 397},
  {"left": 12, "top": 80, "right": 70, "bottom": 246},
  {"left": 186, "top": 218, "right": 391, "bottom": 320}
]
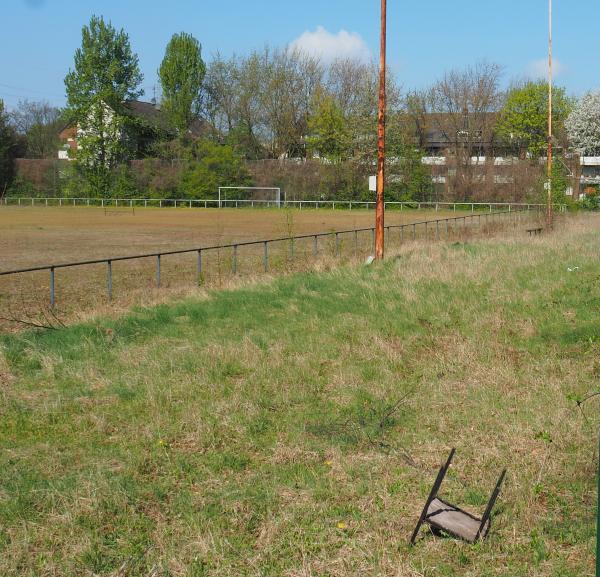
[
  {"left": 203, "top": 53, "right": 240, "bottom": 135},
  {"left": 10, "top": 99, "right": 63, "bottom": 159},
  {"left": 259, "top": 47, "right": 323, "bottom": 158},
  {"left": 427, "top": 61, "right": 504, "bottom": 199}
]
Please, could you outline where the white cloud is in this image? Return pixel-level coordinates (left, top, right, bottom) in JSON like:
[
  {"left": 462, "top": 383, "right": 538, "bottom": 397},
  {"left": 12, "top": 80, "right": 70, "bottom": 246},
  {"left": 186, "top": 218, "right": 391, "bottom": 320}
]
[
  {"left": 527, "top": 58, "right": 565, "bottom": 79},
  {"left": 289, "top": 26, "right": 371, "bottom": 64}
]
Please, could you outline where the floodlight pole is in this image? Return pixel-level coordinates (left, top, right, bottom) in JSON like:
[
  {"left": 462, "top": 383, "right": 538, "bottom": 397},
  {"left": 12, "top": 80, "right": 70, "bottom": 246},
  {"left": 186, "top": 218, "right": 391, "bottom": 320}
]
[
  {"left": 546, "top": 0, "right": 553, "bottom": 228},
  {"left": 375, "top": 0, "right": 387, "bottom": 260}
]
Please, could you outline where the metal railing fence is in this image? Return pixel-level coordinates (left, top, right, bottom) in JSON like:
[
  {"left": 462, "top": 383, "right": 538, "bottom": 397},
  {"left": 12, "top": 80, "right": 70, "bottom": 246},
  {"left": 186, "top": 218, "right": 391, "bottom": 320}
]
[
  {"left": 0, "top": 209, "right": 542, "bottom": 309},
  {"left": 1, "top": 196, "right": 567, "bottom": 213}
]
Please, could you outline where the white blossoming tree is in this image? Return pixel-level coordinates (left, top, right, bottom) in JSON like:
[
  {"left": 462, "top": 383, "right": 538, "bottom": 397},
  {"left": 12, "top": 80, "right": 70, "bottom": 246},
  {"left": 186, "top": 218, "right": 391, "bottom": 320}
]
[{"left": 565, "top": 92, "right": 600, "bottom": 156}]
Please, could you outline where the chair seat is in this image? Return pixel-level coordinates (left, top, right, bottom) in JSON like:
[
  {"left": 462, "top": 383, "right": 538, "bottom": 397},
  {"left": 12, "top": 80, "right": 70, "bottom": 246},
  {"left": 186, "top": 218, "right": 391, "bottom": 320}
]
[
  {"left": 426, "top": 498, "right": 490, "bottom": 543},
  {"left": 409, "top": 449, "right": 506, "bottom": 546}
]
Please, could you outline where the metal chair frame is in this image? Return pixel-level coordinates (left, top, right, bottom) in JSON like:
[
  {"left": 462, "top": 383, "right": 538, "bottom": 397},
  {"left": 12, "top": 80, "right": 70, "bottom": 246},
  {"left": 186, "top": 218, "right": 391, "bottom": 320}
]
[{"left": 410, "top": 449, "right": 507, "bottom": 545}]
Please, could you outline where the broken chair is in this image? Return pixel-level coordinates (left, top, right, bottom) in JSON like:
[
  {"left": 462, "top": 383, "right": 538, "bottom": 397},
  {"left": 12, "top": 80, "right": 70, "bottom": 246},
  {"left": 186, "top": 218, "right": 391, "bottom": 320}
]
[{"left": 410, "top": 448, "right": 507, "bottom": 545}]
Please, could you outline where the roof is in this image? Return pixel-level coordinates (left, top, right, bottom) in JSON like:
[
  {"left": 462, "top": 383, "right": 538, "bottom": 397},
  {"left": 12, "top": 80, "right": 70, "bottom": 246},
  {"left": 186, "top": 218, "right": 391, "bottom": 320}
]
[
  {"left": 123, "top": 100, "right": 173, "bottom": 133},
  {"left": 58, "top": 100, "right": 213, "bottom": 138},
  {"left": 124, "top": 100, "right": 213, "bottom": 137}
]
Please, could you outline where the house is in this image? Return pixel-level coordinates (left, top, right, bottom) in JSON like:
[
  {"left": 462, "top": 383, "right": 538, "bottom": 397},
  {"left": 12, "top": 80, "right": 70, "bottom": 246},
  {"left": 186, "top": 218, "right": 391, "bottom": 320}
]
[
  {"left": 58, "top": 125, "right": 77, "bottom": 160},
  {"left": 58, "top": 100, "right": 212, "bottom": 160},
  {"left": 580, "top": 157, "right": 600, "bottom": 195}
]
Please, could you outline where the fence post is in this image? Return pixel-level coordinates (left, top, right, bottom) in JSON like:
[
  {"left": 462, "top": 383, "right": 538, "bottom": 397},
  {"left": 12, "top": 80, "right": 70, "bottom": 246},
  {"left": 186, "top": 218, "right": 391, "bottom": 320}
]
[
  {"left": 264, "top": 242, "right": 269, "bottom": 272},
  {"left": 354, "top": 230, "right": 358, "bottom": 255},
  {"left": 232, "top": 245, "right": 238, "bottom": 274},
  {"left": 335, "top": 233, "right": 340, "bottom": 257},
  {"left": 413, "top": 223, "right": 416, "bottom": 241},
  {"left": 314, "top": 235, "right": 318, "bottom": 256},
  {"left": 197, "top": 250, "right": 202, "bottom": 282},
  {"left": 156, "top": 255, "right": 161, "bottom": 287},
  {"left": 107, "top": 261, "right": 113, "bottom": 301},
  {"left": 49, "top": 267, "right": 55, "bottom": 308}
]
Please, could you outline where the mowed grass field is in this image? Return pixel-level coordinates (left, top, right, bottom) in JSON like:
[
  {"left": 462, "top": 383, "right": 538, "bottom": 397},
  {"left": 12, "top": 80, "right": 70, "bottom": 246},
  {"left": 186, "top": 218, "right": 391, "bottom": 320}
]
[
  {"left": 0, "top": 215, "right": 598, "bottom": 576},
  {"left": 0, "top": 206, "right": 459, "bottom": 269},
  {"left": 0, "top": 206, "right": 508, "bottom": 329}
]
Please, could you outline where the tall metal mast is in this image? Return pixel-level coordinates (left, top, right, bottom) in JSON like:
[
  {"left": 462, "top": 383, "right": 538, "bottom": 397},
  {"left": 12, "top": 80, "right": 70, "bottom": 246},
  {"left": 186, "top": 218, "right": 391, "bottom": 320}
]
[
  {"left": 375, "top": 0, "right": 387, "bottom": 259},
  {"left": 547, "top": 0, "right": 553, "bottom": 228}
]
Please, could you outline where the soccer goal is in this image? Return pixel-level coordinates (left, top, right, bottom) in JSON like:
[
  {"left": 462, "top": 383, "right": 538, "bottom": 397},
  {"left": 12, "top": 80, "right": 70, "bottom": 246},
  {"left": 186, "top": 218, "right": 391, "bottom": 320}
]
[{"left": 217, "top": 187, "right": 282, "bottom": 208}]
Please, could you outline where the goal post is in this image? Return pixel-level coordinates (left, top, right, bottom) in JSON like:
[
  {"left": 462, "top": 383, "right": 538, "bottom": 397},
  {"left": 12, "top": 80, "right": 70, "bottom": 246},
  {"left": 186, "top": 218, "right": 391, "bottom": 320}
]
[{"left": 217, "top": 187, "right": 282, "bottom": 208}]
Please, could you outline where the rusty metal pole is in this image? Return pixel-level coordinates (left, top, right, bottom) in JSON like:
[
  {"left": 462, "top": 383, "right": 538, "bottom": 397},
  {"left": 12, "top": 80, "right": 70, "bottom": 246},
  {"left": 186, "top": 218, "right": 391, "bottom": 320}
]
[
  {"left": 375, "top": 0, "right": 387, "bottom": 260},
  {"left": 546, "top": 0, "right": 553, "bottom": 229}
]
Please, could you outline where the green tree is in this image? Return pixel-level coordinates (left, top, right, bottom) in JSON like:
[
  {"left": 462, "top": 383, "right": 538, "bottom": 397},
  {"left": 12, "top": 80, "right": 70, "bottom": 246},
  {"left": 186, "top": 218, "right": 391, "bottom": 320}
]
[
  {"left": 64, "top": 15, "right": 143, "bottom": 195},
  {"left": 159, "top": 32, "right": 206, "bottom": 134},
  {"left": 496, "top": 81, "right": 572, "bottom": 158},
  {"left": 306, "top": 92, "right": 350, "bottom": 162},
  {"left": 179, "top": 140, "right": 252, "bottom": 198},
  {"left": 0, "top": 99, "right": 17, "bottom": 196}
]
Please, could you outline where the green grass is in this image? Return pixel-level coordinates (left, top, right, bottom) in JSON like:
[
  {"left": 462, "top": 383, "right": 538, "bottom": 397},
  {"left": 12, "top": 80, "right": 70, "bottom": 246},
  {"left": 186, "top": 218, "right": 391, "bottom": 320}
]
[{"left": 1, "top": 217, "right": 599, "bottom": 576}]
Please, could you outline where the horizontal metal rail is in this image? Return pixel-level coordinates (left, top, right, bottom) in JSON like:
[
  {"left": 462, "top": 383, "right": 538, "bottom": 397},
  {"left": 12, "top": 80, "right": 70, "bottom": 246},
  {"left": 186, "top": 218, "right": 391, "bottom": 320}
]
[
  {"left": 0, "top": 196, "right": 567, "bottom": 213},
  {"left": 0, "top": 209, "right": 541, "bottom": 308},
  {"left": 0, "top": 210, "right": 529, "bottom": 277}
]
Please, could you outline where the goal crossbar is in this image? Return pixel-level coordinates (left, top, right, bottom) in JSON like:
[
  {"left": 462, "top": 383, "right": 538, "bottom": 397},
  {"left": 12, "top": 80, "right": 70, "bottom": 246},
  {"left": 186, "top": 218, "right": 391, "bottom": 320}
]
[{"left": 218, "top": 187, "right": 281, "bottom": 208}]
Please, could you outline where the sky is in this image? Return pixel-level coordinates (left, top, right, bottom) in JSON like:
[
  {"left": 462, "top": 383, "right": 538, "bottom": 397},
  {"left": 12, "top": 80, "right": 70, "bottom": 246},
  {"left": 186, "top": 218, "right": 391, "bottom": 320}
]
[{"left": 1, "top": 0, "right": 598, "bottom": 110}]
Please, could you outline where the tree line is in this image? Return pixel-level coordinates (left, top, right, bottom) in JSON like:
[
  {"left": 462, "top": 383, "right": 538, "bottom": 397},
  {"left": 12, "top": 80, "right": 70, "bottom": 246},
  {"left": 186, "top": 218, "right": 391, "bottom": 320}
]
[{"left": 1, "top": 15, "right": 600, "bottom": 203}]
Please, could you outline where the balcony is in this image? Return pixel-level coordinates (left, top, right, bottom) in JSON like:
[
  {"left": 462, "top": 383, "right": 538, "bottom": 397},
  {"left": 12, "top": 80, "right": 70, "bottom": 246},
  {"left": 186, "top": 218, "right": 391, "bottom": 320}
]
[
  {"left": 422, "top": 156, "right": 446, "bottom": 166},
  {"left": 581, "top": 157, "right": 600, "bottom": 166}
]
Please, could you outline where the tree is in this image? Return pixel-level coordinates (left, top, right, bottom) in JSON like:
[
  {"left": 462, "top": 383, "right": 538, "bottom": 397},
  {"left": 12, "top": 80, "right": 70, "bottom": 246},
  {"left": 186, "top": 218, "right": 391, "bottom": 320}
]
[
  {"left": 159, "top": 32, "right": 206, "bottom": 134},
  {"left": 306, "top": 91, "right": 350, "bottom": 162},
  {"left": 0, "top": 99, "right": 18, "bottom": 196},
  {"left": 64, "top": 15, "right": 143, "bottom": 195},
  {"left": 202, "top": 47, "right": 324, "bottom": 159},
  {"left": 496, "top": 80, "right": 572, "bottom": 158},
  {"left": 178, "top": 140, "right": 252, "bottom": 198},
  {"left": 10, "top": 99, "right": 63, "bottom": 158},
  {"left": 565, "top": 91, "right": 600, "bottom": 156},
  {"left": 426, "top": 61, "right": 504, "bottom": 199}
]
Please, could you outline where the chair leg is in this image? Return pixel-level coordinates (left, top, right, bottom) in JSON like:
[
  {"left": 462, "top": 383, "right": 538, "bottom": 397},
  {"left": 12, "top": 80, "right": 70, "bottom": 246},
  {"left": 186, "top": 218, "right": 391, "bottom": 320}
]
[
  {"left": 475, "top": 469, "right": 507, "bottom": 541},
  {"left": 410, "top": 448, "right": 456, "bottom": 545}
]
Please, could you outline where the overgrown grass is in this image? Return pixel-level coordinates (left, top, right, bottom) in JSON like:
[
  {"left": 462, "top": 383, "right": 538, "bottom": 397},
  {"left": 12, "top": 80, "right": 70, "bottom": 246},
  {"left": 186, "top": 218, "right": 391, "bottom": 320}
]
[{"left": 0, "top": 216, "right": 598, "bottom": 576}]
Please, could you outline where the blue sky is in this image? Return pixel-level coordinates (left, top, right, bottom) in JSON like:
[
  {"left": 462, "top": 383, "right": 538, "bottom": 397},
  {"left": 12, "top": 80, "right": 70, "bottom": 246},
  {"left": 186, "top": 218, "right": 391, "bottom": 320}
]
[{"left": 1, "top": 0, "right": 598, "bottom": 110}]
